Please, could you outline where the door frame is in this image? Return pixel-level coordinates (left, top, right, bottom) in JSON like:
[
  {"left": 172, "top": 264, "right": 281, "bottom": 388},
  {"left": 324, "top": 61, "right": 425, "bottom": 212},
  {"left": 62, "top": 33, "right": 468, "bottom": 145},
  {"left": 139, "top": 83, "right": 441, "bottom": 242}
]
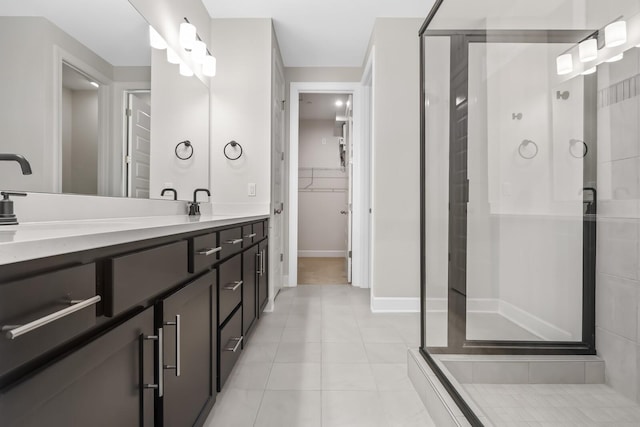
[{"left": 288, "top": 81, "right": 370, "bottom": 288}]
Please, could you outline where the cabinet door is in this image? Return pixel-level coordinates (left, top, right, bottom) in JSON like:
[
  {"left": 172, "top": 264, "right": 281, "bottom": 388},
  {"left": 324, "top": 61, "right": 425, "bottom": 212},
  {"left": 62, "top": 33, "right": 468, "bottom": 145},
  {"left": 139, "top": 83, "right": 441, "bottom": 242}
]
[
  {"left": 161, "top": 270, "right": 216, "bottom": 427},
  {"left": 0, "top": 308, "right": 155, "bottom": 427},
  {"left": 242, "top": 245, "right": 259, "bottom": 336},
  {"left": 258, "top": 241, "right": 269, "bottom": 312}
]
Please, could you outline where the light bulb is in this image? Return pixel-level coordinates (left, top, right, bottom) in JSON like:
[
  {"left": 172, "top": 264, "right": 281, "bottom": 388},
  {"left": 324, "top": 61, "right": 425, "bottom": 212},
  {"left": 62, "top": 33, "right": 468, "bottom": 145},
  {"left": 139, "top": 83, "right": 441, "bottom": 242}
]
[
  {"left": 191, "top": 40, "right": 207, "bottom": 64},
  {"left": 335, "top": 100, "right": 344, "bottom": 107},
  {"left": 179, "top": 62, "right": 193, "bottom": 77},
  {"left": 556, "top": 53, "right": 573, "bottom": 75},
  {"left": 179, "top": 22, "right": 197, "bottom": 50},
  {"left": 606, "top": 53, "right": 624, "bottom": 63},
  {"left": 202, "top": 55, "right": 217, "bottom": 77},
  {"left": 578, "top": 39, "right": 597, "bottom": 62},
  {"left": 167, "top": 48, "right": 180, "bottom": 64},
  {"left": 605, "top": 21, "right": 627, "bottom": 48},
  {"left": 149, "top": 26, "right": 167, "bottom": 50}
]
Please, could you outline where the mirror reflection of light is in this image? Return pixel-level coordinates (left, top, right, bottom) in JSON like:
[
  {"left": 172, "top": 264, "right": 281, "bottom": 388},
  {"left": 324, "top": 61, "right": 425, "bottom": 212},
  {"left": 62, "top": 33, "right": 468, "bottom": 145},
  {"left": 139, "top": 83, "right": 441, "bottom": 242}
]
[
  {"left": 605, "top": 21, "right": 627, "bottom": 48},
  {"left": 582, "top": 67, "right": 596, "bottom": 75},
  {"left": 606, "top": 53, "right": 624, "bottom": 63},
  {"left": 556, "top": 53, "right": 573, "bottom": 75}
]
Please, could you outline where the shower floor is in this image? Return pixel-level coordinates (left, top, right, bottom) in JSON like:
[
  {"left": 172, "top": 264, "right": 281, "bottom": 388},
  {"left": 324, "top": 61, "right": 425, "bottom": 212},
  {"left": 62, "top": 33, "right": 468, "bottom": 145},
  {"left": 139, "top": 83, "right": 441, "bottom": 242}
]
[
  {"left": 464, "top": 383, "right": 640, "bottom": 426},
  {"left": 425, "top": 311, "right": 542, "bottom": 347}
]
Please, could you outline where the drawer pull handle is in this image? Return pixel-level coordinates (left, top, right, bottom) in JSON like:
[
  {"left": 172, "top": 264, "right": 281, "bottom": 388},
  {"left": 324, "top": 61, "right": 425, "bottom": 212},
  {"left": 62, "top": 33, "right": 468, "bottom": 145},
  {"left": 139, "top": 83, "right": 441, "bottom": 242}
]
[
  {"left": 144, "top": 328, "right": 163, "bottom": 397},
  {"left": 244, "top": 233, "right": 257, "bottom": 238},
  {"left": 224, "top": 336, "right": 243, "bottom": 352},
  {"left": 197, "top": 247, "right": 222, "bottom": 256},
  {"left": 163, "top": 314, "right": 181, "bottom": 377},
  {"left": 223, "top": 281, "right": 243, "bottom": 291},
  {"left": 1, "top": 296, "right": 101, "bottom": 340},
  {"left": 224, "top": 238, "right": 243, "bottom": 245}
]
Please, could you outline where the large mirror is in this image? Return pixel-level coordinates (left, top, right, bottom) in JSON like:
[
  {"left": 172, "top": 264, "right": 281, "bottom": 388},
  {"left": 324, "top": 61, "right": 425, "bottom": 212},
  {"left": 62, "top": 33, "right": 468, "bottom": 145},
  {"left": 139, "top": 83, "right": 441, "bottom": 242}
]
[{"left": 0, "top": 0, "right": 210, "bottom": 201}]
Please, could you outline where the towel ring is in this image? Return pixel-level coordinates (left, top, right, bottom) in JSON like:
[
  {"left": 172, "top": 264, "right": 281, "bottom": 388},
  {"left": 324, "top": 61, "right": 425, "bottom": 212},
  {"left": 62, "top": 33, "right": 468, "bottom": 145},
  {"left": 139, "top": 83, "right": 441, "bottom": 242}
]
[
  {"left": 569, "top": 139, "right": 588, "bottom": 158},
  {"left": 518, "top": 139, "right": 538, "bottom": 160},
  {"left": 224, "top": 141, "right": 243, "bottom": 160},
  {"left": 175, "top": 140, "right": 194, "bottom": 160}
]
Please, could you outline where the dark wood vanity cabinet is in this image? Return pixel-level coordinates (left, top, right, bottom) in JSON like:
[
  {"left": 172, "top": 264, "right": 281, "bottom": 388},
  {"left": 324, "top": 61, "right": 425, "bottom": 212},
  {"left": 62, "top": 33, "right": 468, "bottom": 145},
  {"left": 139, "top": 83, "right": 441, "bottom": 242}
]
[
  {"left": 158, "top": 270, "right": 216, "bottom": 427},
  {"left": 0, "top": 307, "right": 156, "bottom": 427},
  {"left": 0, "top": 218, "right": 268, "bottom": 427}
]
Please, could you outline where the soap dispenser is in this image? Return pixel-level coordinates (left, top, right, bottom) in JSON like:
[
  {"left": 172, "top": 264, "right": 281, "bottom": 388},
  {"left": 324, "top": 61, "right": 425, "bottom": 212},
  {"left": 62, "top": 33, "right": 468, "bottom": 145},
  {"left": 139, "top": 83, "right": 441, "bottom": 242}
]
[{"left": 0, "top": 191, "right": 27, "bottom": 225}]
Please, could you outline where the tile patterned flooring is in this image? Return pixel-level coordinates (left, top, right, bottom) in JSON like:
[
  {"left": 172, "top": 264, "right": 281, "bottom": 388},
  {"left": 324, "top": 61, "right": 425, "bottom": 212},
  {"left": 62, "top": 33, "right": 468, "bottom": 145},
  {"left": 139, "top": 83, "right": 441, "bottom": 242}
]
[
  {"left": 203, "top": 285, "right": 435, "bottom": 427},
  {"left": 465, "top": 383, "right": 640, "bottom": 427}
]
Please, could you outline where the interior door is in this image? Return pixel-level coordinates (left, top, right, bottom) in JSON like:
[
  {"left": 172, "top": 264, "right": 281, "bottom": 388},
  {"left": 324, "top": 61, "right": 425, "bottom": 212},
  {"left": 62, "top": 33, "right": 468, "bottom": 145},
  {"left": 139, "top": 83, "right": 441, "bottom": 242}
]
[
  {"left": 270, "top": 52, "right": 285, "bottom": 299},
  {"left": 346, "top": 96, "right": 354, "bottom": 283},
  {"left": 127, "top": 92, "right": 151, "bottom": 199}
]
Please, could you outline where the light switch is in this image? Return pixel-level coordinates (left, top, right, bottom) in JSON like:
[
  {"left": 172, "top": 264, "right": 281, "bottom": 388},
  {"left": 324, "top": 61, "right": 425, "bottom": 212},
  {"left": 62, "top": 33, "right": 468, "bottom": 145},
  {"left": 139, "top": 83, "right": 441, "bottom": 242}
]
[{"left": 248, "top": 183, "right": 256, "bottom": 197}]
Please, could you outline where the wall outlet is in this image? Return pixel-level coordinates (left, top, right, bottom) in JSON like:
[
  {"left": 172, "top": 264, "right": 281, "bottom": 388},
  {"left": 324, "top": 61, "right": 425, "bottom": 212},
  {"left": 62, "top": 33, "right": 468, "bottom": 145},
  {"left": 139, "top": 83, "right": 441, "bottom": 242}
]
[{"left": 248, "top": 183, "right": 256, "bottom": 197}]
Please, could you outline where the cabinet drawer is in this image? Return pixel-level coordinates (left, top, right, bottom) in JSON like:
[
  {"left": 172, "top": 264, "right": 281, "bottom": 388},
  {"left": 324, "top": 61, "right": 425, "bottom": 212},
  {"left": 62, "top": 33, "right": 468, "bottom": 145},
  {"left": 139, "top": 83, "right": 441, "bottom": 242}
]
[
  {"left": 219, "top": 227, "right": 243, "bottom": 259},
  {"left": 253, "top": 221, "right": 265, "bottom": 240},
  {"left": 218, "top": 307, "right": 242, "bottom": 390},
  {"left": 106, "top": 241, "right": 188, "bottom": 316},
  {"left": 242, "top": 225, "right": 255, "bottom": 247},
  {"left": 0, "top": 263, "right": 97, "bottom": 380},
  {"left": 189, "top": 232, "right": 220, "bottom": 273},
  {"left": 218, "top": 254, "right": 242, "bottom": 325}
]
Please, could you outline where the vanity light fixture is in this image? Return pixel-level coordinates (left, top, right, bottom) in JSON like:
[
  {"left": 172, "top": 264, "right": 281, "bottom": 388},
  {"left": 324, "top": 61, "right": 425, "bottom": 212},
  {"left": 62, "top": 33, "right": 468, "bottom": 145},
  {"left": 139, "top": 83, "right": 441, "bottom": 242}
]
[
  {"left": 167, "top": 48, "right": 180, "bottom": 64},
  {"left": 191, "top": 40, "right": 207, "bottom": 64},
  {"left": 606, "top": 53, "right": 624, "bottom": 62},
  {"left": 179, "top": 62, "right": 194, "bottom": 77},
  {"left": 179, "top": 21, "right": 197, "bottom": 50},
  {"left": 556, "top": 53, "right": 573, "bottom": 75},
  {"left": 605, "top": 20, "right": 627, "bottom": 48},
  {"left": 582, "top": 67, "right": 597, "bottom": 75},
  {"left": 149, "top": 26, "right": 167, "bottom": 50},
  {"left": 202, "top": 55, "right": 217, "bottom": 77},
  {"left": 578, "top": 39, "right": 598, "bottom": 62}
]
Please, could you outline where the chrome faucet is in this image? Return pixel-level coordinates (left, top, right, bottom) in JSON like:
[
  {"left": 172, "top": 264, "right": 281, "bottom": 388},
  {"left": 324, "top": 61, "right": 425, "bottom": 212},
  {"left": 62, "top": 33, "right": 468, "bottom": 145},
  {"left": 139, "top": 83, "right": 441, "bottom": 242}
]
[{"left": 0, "top": 154, "right": 32, "bottom": 175}]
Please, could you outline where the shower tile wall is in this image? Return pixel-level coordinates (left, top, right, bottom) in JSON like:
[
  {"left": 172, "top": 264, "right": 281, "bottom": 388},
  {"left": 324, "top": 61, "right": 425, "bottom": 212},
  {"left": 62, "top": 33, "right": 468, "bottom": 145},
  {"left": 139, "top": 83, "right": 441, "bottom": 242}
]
[{"left": 597, "top": 47, "right": 640, "bottom": 403}]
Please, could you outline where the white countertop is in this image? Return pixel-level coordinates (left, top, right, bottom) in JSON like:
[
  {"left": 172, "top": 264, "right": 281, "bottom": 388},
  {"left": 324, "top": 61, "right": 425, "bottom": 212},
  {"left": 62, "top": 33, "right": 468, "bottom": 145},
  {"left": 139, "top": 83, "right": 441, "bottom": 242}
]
[{"left": 0, "top": 214, "right": 268, "bottom": 266}]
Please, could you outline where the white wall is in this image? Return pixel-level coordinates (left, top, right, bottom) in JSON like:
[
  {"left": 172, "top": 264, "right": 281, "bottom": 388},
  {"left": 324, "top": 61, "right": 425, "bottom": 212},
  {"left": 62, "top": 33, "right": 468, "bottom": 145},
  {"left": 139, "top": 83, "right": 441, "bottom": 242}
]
[
  {"left": 210, "top": 18, "right": 273, "bottom": 215},
  {"left": 149, "top": 49, "right": 209, "bottom": 201},
  {"left": 298, "top": 119, "right": 347, "bottom": 255},
  {"left": 0, "top": 17, "right": 112, "bottom": 193},
  {"left": 69, "top": 90, "right": 99, "bottom": 195},
  {"left": 366, "top": 18, "right": 422, "bottom": 299}
]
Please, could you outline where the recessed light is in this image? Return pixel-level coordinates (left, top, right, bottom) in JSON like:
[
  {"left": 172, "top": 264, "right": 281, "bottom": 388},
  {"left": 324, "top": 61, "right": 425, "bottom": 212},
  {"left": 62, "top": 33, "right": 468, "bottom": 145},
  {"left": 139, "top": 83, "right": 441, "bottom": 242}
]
[
  {"left": 335, "top": 100, "right": 343, "bottom": 107},
  {"left": 90, "top": 81, "right": 99, "bottom": 88}
]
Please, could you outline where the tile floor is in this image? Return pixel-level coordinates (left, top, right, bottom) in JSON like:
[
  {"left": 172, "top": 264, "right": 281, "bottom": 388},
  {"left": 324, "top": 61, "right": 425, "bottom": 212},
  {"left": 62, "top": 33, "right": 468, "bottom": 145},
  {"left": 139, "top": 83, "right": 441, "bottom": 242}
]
[
  {"left": 465, "top": 383, "right": 640, "bottom": 427},
  {"left": 203, "top": 285, "right": 435, "bottom": 427}
]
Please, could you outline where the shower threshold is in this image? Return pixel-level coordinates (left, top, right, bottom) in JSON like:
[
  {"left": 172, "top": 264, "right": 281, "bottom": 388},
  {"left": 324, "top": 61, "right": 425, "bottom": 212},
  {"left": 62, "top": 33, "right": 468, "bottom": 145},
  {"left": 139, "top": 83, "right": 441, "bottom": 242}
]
[{"left": 408, "top": 351, "right": 640, "bottom": 426}]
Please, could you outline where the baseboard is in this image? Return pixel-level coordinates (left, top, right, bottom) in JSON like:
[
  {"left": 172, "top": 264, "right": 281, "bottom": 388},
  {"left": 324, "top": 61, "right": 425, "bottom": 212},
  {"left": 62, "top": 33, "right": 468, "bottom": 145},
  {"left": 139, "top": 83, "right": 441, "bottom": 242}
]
[
  {"left": 499, "top": 300, "right": 573, "bottom": 341},
  {"left": 425, "top": 298, "right": 499, "bottom": 313},
  {"left": 371, "top": 297, "right": 420, "bottom": 313},
  {"left": 298, "top": 250, "right": 346, "bottom": 258}
]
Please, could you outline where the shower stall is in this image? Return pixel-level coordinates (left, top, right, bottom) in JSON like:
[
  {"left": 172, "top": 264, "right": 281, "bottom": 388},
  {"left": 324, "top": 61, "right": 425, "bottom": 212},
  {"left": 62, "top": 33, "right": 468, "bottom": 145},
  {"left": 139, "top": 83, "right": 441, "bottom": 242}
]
[{"left": 418, "top": 0, "right": 640, "bottom": 425}]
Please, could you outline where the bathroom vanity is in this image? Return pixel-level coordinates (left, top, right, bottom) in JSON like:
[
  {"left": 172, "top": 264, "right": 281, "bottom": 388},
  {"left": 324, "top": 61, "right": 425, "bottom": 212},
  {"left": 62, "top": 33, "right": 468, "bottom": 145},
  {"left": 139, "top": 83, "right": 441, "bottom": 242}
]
[{"left": 0, "top": 215, "right": 269, "bottom": 426}]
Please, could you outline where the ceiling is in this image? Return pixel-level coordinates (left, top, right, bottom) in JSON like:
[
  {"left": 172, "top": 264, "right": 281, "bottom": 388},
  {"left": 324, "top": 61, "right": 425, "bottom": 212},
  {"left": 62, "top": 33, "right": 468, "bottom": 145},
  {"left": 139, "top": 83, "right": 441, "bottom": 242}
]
[
  {"left": 202, "top": 0, "right": 433, "bottom": 67},
  {"left": 299, "top": 94, "right": 350, "bottom": 120}
]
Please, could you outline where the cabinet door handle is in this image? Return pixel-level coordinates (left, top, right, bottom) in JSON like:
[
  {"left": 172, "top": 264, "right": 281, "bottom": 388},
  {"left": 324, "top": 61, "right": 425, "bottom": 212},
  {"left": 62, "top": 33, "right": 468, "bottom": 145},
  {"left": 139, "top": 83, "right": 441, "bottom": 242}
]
[
  {"left": 144, "top": 327, "right": 163, "bottom": 397},
  {"left": 244, "top": 233, "right": 257, "bottom": 238},
  {"left": 1, "top": 296, "right": 101, "bottom": 340},
  {"left": 197, "top": 247, "right": 222, "bottom": 256},
  {"left": 260, "top": 250, "right": 265, "bottom": 276},
  {"left": 256, "top": 252, "right": 262, "bottom": 275},
  {"left": 163, "top": 315, "right": 181, "bottom": 377},
  {"left": 223, "top": 281, "right": 243, "bottom": 291},
  {"left": 224, "top": 336, "right": 243, "bottom": 352},
  {"left": 224, "top": 238, "right": 243, "bottom": 245}
]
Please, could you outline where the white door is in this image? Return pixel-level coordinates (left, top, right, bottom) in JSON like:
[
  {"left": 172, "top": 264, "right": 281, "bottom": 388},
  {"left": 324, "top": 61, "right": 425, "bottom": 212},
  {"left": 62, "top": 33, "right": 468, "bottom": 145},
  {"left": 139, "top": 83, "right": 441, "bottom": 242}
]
[
  {"left": 270, "top": 53, "right": 286, "bottom": 299},
  {"left": 346, "top": 96, "right": 354, "bottom": 283},
  {"left": 127, "top": 93, "right": 151, "bottom": 199}
]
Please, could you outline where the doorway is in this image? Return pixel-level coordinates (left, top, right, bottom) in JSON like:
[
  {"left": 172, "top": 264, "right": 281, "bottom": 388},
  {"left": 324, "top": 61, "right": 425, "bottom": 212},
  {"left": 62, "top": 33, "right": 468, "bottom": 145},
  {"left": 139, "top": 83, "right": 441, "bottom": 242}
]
[
  {"left": 125, "top": 91, "right": 151, "bottom": 199},
  {"left": 288, "top": 82, "right": 369, "bottom": 289},
  {"left": 297, "top": 93, "right": 352, "bottom": 285}
]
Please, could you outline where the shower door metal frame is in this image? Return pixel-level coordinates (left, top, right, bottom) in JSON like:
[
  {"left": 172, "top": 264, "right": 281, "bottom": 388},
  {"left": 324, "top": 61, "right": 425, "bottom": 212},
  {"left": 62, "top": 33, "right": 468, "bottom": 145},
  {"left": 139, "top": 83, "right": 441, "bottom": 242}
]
[{"left": 420, "top": 29, "right": 597, "bottom": 356}]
